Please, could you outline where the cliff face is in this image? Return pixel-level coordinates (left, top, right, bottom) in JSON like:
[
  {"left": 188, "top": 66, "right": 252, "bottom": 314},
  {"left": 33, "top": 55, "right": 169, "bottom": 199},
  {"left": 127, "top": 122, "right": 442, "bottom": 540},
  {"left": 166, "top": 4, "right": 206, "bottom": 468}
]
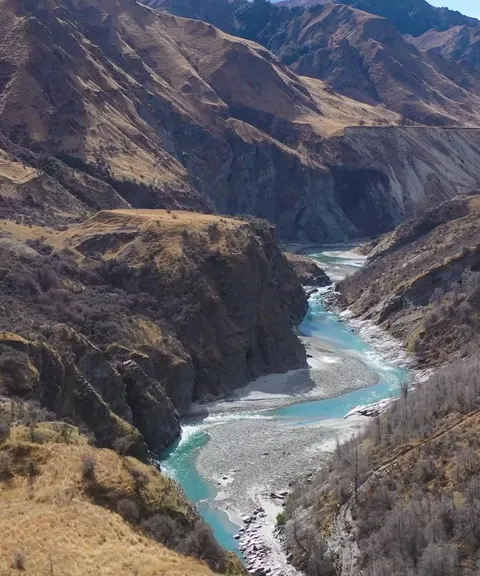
[
  {"left": 284, "top": 252, "right": 332, "bottom": 287},
  {"left": 327, "top": 126, "right": 480, "bottom": 235},
  {"left": 0, "top": 210, "right": 307, "bottom": 453}
]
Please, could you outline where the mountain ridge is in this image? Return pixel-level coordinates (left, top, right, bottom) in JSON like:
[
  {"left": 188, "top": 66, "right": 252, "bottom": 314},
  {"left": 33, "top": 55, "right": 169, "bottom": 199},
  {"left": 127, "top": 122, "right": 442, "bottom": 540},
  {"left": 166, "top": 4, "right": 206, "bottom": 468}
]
[{"left": 151, "top": 0, "right": 480, "bottom": 125}]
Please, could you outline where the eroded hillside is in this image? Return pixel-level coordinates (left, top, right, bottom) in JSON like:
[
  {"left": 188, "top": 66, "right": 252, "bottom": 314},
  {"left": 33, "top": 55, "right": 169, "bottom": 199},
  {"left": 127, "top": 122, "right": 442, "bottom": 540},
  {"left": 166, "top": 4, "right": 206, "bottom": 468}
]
[
  {"left": 339, "top": 194, "right": 480, "bottom": 365},
  {"left": 0, "top": 0, "right": 479, "bottom": 242}
]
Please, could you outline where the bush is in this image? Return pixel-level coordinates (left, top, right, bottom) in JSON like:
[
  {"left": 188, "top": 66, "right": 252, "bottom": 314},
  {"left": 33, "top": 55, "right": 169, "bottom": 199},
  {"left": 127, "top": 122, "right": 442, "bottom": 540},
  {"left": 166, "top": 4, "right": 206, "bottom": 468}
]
[
  {"left": 11, "top": 551, "right": 26, "bottom": 570},
  {"left": 129, "top": 468, "right": 149, "bottom": 492},
  {"left": 179, "top": 520, "right": 227, "bottom": 573},
  {"left": 140, "top": 514, "right": 183, "bottom": 549},
  {"left": 286, "top": 358, "right": 480, "bottom": 575},
  {"left": 81, "top": 454, "right": 96, "bottom": 481},
  {"left": 117, "top": 498, "right": 140, "bottom": 524},
  {"left": 0, "top": 452, "right": 13, "bottom": 482},
  {"left": 276, "top": 512, "right": 286, "bottom": 526}
]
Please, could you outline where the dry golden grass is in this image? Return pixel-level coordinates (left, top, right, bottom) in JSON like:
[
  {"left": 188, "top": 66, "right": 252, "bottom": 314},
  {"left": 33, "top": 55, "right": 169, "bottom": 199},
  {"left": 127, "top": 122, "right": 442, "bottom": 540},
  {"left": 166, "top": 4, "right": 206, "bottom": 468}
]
[
  {"left": 0, "top": 220, "right": 54, "bottom": 242},
  {"left": 0, "top": 150, "right": 38, "bottom": 184},
  {"left": 301, "top": 76, "right": 401, "bottom": 137},
  {"left": 0, "top": 428, "right": 225, "bottom": 576},
  {"left": 50, "top": 209, "right": 251, "bottom": 266}
]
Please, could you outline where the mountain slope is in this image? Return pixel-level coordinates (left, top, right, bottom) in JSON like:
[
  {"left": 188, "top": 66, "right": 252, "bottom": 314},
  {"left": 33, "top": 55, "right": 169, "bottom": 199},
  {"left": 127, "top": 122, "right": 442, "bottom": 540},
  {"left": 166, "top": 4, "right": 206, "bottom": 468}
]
[
  {"left": 1, "top": 0, "right": 480, "bottom": 243},
  {"left": 408, "top": 25, "right": 480, "bottom": 72},
  {"left": 0, "top": 0, "right": 396, "bottom": 241},
  {"left": 154, "top": 0, "right": 480, "bottom": 125},
  {"left": 339, "top": 194, "right": 480, "bottom": 366},
  {"left": 274, "top": 4, "right": 480, "bottom": 125}
]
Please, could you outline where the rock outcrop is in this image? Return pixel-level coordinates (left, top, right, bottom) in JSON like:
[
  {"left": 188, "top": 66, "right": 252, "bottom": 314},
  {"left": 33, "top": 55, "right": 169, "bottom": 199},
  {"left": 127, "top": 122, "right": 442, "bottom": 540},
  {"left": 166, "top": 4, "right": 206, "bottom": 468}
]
[{"left": 285, "top": 252, "right": 332, "bottom": 287}]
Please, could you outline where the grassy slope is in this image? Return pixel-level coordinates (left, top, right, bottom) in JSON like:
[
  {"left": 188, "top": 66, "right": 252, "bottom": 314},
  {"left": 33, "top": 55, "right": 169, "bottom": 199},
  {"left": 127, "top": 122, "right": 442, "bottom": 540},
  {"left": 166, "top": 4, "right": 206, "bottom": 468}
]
[{"left": 0, "top": 422, "right": 245, "bottom": 576}]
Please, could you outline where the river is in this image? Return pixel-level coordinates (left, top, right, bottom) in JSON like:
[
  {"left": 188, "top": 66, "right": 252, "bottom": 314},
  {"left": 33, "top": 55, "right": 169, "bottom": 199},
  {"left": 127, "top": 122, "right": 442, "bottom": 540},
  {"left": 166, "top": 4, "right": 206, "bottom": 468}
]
[{"left": 160, "top": 248, "right": 411, "bottom": 566}]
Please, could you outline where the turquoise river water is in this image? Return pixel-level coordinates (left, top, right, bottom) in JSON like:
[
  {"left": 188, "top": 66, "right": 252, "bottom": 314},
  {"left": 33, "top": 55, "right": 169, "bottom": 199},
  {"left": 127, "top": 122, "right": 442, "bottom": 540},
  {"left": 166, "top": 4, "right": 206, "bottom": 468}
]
[{"left": 160, "top": 249, "right": 410, "bottom": 555}]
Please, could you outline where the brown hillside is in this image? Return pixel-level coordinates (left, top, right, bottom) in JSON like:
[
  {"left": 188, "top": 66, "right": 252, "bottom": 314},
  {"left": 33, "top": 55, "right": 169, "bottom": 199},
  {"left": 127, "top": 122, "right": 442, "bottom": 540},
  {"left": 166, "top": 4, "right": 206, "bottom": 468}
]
[
  {"left": 0, "top": 422, "right": 245, "bottom": 575},
  {"left": 2, "top": 0, "right": 479, "bottom": 241},
  {"left": 280, "top": 4, "right": 480, "bottom": 126},
  {"left": 408, "top": 25, "right": 480, "bottom": 73},
  {"left": 0, "top": 0, "right": 385, "bottom": 241},
  {"left": 339, "top": 194, "right": 480, "bottom": 366}
]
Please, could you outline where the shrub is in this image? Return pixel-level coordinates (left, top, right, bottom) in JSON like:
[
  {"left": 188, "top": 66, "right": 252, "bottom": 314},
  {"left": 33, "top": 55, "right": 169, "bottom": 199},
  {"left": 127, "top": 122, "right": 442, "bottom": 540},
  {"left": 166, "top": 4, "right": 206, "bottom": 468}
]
[
  {"left": 0, "top": 452, "right": 13, "bottom": 481},
  {"left": 140, "top": 514, "right": 183, "bottom": 549},
  {"left": 117, "top": 498, "right": 140, "bottom": 524},
  {"left": 81, "top": 454, "right": 96, "bottom": 481},
  {"left": 180, "top": 520, "right": 227, "bottom": 573},
  {"left": 11, "top": 551, "right": 26, "bottom": 570},
  {"left": 129, "top": 468, "right": 149, "bottom": 492}
]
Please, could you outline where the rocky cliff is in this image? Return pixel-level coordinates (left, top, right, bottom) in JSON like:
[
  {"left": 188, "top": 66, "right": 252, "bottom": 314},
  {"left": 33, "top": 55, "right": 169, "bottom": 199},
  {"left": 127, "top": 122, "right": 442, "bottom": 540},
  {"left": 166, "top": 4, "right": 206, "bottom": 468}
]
[
  {"left": 284, "top": 252, "right": 332, "bottom": 287},
  {"left": 0, "top": 210, "right": 307, "bottom": 454}
]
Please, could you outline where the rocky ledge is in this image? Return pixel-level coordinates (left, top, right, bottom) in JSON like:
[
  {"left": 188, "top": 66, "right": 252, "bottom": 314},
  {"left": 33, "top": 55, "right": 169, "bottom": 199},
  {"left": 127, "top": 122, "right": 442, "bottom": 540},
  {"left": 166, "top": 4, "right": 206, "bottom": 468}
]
[{"left": 284, "top": 253, "right": 332, "bottom": 288}]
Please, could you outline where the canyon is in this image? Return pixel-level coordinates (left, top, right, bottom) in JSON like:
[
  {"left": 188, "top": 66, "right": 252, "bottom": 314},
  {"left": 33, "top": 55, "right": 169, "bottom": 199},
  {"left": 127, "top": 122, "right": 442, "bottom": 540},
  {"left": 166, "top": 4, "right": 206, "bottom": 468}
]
[{"left": 0, "top": 0, "right": 480, "bottom": 574}]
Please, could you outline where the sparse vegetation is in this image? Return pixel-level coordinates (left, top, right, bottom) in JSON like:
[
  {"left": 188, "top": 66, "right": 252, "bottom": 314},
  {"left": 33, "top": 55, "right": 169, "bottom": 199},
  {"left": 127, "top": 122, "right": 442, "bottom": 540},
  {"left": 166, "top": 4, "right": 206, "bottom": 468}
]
[
  {"left": 286, "top": 355, "right": 480, "bottom": 573},
  {"left": 276, "top": 512, "right": 286, "bottom": 526}
]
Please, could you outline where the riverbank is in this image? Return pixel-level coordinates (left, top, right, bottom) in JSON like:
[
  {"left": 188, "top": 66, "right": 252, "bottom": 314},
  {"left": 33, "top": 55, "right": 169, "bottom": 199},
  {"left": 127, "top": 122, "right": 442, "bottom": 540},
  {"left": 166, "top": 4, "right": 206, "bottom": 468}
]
[{"left": 189, "top": 340, "right": 379, "bottom": 416}]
